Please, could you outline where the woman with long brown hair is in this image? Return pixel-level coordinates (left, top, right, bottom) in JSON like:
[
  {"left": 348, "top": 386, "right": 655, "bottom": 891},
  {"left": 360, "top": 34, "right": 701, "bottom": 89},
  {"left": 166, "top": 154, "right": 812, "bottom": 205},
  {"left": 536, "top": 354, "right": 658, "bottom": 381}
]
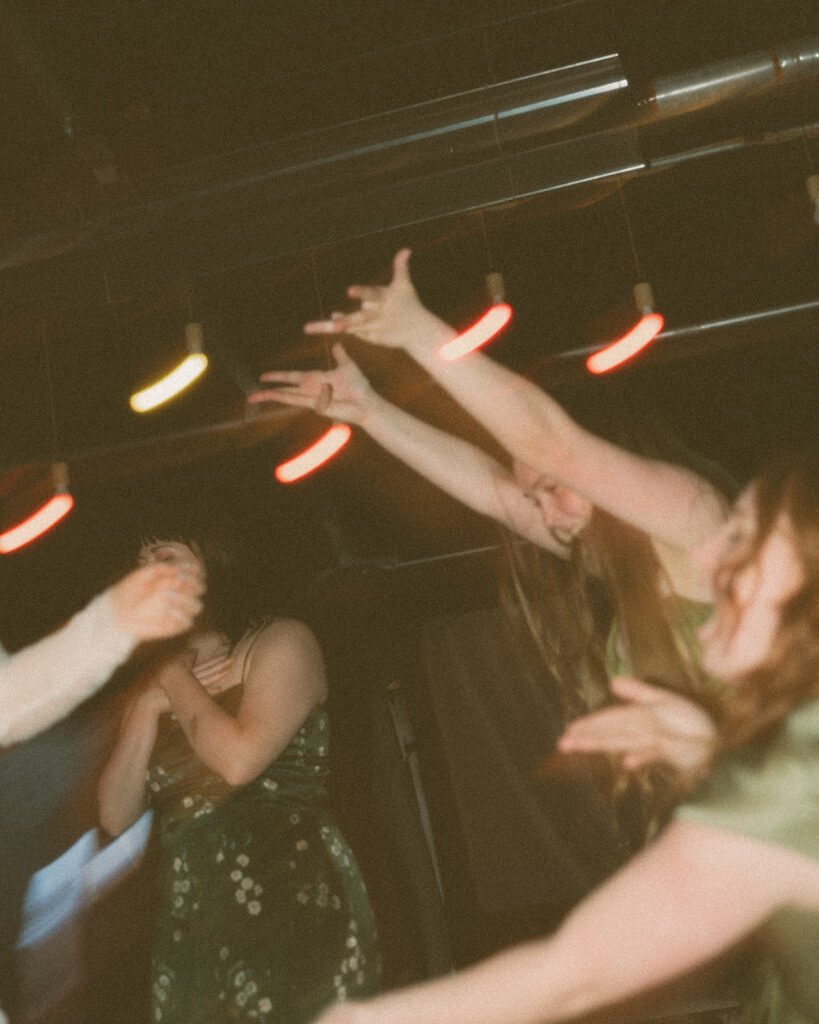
[
  {"left": 251, "top": 248, "right": 732, "bottom": 838},
  {"left": 312, "top": 449, "right": 819, "bottom": 1024}
]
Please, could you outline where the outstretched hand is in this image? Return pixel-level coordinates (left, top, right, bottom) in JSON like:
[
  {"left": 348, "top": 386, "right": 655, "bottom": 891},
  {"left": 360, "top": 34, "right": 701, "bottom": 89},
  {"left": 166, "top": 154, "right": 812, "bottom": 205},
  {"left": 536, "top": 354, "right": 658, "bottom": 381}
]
[
  {"left": 110, "top": 562, "right": 204, "bottom": 643},
  {"left": 558, "top": 676, "right": 718, "bottom": 783},
  {"left": 249, "top": 343, "right": 377, "bottom": 424},
  {"left": 301, "top": 248, "right": 452, "bottom": 354}
]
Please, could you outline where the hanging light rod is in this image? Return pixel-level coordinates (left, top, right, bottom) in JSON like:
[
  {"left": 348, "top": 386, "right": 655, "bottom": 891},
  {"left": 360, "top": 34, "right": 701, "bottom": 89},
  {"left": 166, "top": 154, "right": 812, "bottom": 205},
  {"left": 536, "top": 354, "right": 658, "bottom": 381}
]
[
  {"left": 438, "top": 271, "right": 513, "bottom": 361},
  {"left": 130, "top": 323, "right": 208, "bottom": 413},
  {"left": 537, "top": 298, "right": 818, "bottom": 385},
  {"left": 439, "top": 303, "right": 513, "bottom": 361},
  {"left": 0, "top": 463, "right": 74, "bottom": 554},
  {"left": 274, "top": 424, "right": 352, "bottom": 483},
  {"left": 587, "top": 282, "right": 664, "bottom": 374}
]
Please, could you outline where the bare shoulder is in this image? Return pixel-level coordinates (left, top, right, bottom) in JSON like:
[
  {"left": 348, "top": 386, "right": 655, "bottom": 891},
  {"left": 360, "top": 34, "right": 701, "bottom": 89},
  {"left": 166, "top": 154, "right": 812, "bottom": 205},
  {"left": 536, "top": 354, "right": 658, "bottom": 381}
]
[
  {"left": 243, "top": 619, "right": 328, "bottom": 699},
  {"left": 250, "top": 617, "right": 321, "bottom": 646}
]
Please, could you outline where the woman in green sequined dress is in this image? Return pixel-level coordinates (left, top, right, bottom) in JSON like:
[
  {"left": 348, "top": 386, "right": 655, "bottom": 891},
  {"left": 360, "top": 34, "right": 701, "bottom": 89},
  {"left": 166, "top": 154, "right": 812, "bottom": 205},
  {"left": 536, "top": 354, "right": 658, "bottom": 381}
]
[{"left": 98, "top": 535, "right": 379, "bottom": 1024}]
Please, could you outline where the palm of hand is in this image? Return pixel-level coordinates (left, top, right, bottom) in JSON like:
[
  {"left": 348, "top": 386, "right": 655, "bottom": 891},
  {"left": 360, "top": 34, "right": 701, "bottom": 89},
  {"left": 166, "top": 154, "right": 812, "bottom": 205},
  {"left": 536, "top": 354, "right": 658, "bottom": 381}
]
[
  {"left": 317, "top": 360, "right": 373, "bottom": 418},
  {"left": 304, "top": 248, "right": 437, "bottom": 352},
  {"left": 345, "top": 279, "right": 423, "bottom": 349},
  {"left": 559, "top": 677, "right": 718, "bottom": 778}
]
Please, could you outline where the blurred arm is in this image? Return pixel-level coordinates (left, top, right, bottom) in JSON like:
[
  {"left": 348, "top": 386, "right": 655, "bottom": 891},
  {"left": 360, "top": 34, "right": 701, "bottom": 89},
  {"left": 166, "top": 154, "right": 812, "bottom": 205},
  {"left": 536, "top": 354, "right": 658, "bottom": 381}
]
[
  {"left": 316, "top": 820, "right": 819, "bottom": 1024},
  {"left": 0, "top": 563, "right": 202, "bottom": 747}
]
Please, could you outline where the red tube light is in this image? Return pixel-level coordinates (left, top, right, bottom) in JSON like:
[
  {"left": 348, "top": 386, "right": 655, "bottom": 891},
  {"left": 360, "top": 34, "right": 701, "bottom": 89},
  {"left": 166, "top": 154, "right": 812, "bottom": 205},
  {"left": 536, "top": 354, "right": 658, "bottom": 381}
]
[
  {"left": 0, "top": 493, "right": 75, "bottom": 554},
  {"left": 438, "top": 303, "right": 513, "bottom": 361},
  {"left": 275, "top": 424, "right": 352, "bottom": 483},
  {"left": 586, "top": 312, "right": 664, "bottom": 374}
]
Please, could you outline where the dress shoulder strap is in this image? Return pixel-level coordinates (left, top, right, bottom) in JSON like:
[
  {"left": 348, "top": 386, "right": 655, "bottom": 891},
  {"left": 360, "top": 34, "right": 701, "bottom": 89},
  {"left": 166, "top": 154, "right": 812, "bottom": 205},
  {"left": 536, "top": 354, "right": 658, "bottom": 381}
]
[{"left": 236, "top": 621, "right": 274, "bottom": 686}]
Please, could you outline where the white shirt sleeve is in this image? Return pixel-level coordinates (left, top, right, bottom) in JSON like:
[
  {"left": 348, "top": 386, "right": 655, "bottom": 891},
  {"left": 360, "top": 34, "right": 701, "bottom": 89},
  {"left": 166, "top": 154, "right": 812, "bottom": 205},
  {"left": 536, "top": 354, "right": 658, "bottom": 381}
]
[{"left": 0, "top": 590, "right": 137, "bottom": 747}]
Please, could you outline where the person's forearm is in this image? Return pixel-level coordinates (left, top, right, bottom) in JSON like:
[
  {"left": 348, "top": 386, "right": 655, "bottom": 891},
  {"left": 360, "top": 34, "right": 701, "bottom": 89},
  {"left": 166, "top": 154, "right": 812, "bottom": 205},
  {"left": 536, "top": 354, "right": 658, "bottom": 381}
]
[
  {"left": 345, "top": 934, "right": 596, "bottom": 1024},
  {"left": 0, "top": 591, "right": 136, "bottom": 747},
  {"left": 158, "top": 666, "right": 248, "bottom": 785},
  {"left": 361, "top": 391, "right": 515, "bottom": 521},
  {"left": 398, "top": 318, "right": 576, "bottom": 478},
  {"left": 97, "top": 700, "right": 159, "bottom": 836}
]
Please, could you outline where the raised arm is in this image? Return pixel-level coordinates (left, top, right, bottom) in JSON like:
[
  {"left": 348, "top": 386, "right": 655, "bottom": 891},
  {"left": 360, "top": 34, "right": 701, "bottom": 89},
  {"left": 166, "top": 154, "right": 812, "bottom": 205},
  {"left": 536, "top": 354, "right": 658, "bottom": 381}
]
[
  {"left": 0, "top": 562, "right": 203, "bottom": 748},
  {"left": 314, "top": 820, "right": 819, "bottom": 1024},
  {"left": 250, "top": 342, "right": 569, "bottom": 555},
  {"left": 303, "top": 249, "right": 727, "bottom": 554},
  {"left": 153, "top": 619, "right": 327, "bottom": 787}
]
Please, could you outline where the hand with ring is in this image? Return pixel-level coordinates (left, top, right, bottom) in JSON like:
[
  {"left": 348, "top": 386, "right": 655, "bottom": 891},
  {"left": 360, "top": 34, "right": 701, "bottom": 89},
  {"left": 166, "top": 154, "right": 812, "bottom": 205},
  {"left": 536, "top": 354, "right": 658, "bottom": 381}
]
[{"left": 249, "top": 342, "right": 378, "bottom": 426}]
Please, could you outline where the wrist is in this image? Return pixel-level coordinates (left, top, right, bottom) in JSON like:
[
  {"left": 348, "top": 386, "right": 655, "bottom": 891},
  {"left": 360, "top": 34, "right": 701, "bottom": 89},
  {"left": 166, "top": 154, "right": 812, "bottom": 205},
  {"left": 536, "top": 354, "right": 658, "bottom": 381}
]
[
  {"left": 358, "top": 390, "right": 390, "bottom": 431},
  {"left": 404, "top": 310, "right": 458, "bottom": 362},
  {"left": 95, "top": 590, "right": 139, "bottom": 658}
]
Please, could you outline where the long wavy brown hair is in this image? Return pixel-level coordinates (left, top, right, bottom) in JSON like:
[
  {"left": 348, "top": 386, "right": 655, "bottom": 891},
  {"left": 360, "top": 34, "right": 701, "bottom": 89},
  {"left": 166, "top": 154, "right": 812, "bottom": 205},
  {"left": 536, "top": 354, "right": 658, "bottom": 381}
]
[
  {"left": 716, "top": 450, "right": 819, "bottom": 748},
  {"left": 497, "top": 418, "right": 735, "bottom": 842},
  {"left": 499, "top": 495, "right": 722, "bottom": 724},
  {"left": 501, "top": 513, "right": 717, "bottom": 845}
]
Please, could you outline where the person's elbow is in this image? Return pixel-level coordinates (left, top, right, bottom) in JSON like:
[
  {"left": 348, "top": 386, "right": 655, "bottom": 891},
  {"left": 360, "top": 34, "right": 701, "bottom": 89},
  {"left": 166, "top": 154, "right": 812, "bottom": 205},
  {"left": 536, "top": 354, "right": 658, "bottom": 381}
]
[
  {"left": 218, "top": 746, "right": 273, "bottom": 788},
  {"left": 219, "top": 759, "right": 258, "bottom": 788}
]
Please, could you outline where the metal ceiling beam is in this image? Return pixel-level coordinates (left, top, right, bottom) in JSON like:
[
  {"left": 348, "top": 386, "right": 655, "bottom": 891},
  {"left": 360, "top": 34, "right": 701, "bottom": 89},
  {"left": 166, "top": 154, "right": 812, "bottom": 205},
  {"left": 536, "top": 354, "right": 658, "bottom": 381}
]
[
  {"left": 0, "top": 403, "right": 298, "bottom": 482},
  {"left": 0, "top": 35, "right": 816, "bottom": 317}
]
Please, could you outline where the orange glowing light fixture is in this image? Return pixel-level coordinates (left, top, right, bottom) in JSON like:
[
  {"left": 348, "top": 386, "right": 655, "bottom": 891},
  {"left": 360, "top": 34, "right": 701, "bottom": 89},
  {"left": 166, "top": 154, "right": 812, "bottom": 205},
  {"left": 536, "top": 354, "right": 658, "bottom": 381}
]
[
  {"left": 275, "top": 424, "right": 352, "bottom": 483},
  {"left": 439, "top": 270, "right": 513, "bottom": 361},
  {"left": 130, "top": 323, "right": 208, "bottom": 413},
  {"left": 439, "top": 303, "right": 513, "bottom": 361},
  {"left": 586, "top": 282, "right": 664, "bottom": 374},
  {"left": 0, "top": 463, "right": 74, "bottom": 554}
]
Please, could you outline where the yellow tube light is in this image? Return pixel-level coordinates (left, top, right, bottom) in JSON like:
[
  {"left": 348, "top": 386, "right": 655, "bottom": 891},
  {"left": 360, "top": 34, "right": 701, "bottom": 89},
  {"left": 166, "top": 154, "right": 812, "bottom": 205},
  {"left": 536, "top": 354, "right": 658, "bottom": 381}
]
[{"left": 129, "top": 323, "right": 208, "bottom": 413}]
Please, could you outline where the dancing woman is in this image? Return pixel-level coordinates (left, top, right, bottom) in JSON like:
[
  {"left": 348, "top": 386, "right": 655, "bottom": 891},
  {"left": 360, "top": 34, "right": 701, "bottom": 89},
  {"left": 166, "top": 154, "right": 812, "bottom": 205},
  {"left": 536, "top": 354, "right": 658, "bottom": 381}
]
[
  {"left": 98, "top": 530, "right": 379, "bottom": 1024},
  {"left": 251, "top": 250, "right": 731, "bottom": 828},
  {"left": 313, "top": 449, "right": 819, "bottom": 1024},
  {"left": 253, "top": 248, "right": 727, "bottom": 689}
]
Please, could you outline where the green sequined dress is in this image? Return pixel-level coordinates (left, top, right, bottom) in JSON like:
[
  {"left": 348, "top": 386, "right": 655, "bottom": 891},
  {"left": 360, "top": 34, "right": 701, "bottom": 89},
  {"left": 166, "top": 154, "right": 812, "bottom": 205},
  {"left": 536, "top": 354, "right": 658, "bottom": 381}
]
[{"left": 145, "top": 691, "right": 380, "bottom": 1024}]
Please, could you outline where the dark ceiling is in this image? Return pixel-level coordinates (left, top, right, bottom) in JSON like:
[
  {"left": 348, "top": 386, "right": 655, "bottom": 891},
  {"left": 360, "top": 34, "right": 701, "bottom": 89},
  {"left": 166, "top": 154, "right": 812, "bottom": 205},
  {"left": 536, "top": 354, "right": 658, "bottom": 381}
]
[{"left": 0, "top": 0, "right": 817, "bottom": 633}]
